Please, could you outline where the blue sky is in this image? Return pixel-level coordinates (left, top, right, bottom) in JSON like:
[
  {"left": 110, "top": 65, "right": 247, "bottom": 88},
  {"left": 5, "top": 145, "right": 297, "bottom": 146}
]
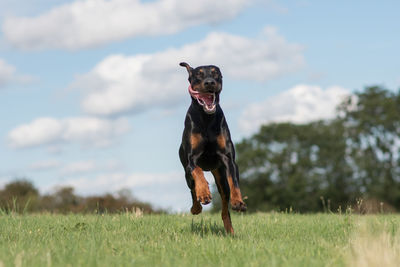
[{"left": 0, "top": 0, "right": 399, "bottom": 212}]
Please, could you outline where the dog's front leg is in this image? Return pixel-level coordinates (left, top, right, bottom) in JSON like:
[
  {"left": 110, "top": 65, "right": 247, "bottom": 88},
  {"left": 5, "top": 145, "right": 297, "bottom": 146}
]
[
  {"left": 186, "top": 134, "right": 212, "bottom": 206},
  {"left": 190, "top": 166, "right": 212, "bottom": 205}
]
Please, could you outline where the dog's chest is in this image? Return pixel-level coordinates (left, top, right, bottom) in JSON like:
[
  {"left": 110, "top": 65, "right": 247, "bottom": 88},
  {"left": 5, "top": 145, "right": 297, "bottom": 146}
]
[{"left": 197, "top": 145, "right": 220, "bottom": 171}]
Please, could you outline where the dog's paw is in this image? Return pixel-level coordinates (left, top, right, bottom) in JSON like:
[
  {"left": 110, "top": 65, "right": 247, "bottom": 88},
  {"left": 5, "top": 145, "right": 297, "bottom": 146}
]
[
  {"left": 195, "top": 185, "right": 212, "bottom": 205},
  {"left": 231, "top": 199, "right": 247, "bottom": 212},
  {"left": 197, "top": 194, "right": 212, "bottom": 205},
  {"left": 191, "top": 202, "right": 202, "bottom": 215}
]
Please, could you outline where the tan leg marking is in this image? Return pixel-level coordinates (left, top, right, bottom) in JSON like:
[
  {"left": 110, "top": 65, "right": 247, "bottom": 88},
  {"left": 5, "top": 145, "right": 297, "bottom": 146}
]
[
  {"left": 212, "top": 170, "right": 234, "bottom": 234},
  {"left": 191, "top": 167, "right": 211, "bottom": 205},
  {"left": 227, "top": 175, "right": 247, "bottom": 212}
]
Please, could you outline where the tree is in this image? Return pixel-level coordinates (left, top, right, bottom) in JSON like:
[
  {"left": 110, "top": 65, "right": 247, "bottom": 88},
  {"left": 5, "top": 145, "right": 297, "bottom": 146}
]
[
  {"left": 0, "top": 180, "right": 162, "bottom": 214},
  {"left": 339, "top": 86, "right": 400, "bottom": 208},
  {"left": 234, "top": 121, "right": 358, "bottom": 212},
  {"left": 212, "top": 86, "right": 400, "bottom": 213},
  {"left": 0, "top": 179, "right": 39, "bottom": 212}
]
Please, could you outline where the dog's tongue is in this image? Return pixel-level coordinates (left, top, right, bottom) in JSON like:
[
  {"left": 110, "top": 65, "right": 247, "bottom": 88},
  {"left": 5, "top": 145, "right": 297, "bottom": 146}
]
[{"left": 188, "top": 85, "right": 200, "bottom": 98}]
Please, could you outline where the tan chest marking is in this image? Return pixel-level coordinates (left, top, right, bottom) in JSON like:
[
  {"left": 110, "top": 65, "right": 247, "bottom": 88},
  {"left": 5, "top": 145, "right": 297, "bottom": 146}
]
[
  {"left": 190, "top": 133, "right": 202, "bottom": 150},
  {"left": 217, "top": 134, "right": 226, "bottom": 150}
]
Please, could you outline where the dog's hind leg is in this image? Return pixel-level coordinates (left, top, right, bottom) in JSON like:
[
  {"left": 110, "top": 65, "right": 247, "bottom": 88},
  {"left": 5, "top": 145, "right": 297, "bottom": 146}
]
[
  {"left": 217, "top": 152, "right": 247, "bottom": 212},
  {"left": 212, "top": 167, "right": 234, "bottom": 234}
]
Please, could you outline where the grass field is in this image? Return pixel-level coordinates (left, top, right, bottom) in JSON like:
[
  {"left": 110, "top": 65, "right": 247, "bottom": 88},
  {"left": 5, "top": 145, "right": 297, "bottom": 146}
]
[{"left": 1, "top": 212, "right": 400, "bottom": 267}]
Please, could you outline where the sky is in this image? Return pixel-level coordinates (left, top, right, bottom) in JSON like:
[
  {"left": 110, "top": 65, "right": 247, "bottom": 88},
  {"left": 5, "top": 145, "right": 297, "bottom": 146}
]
[{"left": 0, "top": 0, "right": 399, "bottom": 212}]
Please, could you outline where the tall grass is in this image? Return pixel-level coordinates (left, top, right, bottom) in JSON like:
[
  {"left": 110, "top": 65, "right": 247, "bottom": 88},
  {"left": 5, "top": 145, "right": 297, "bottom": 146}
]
[
  {"left": 347, "top": 216, "right": 400, "bottom": 267},
  {"left": 0, "top": 212, "right": 399, "bottom": 266}
]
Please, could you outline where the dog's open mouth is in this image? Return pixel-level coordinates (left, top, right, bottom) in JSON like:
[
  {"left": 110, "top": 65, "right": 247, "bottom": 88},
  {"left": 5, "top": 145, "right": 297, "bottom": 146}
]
[
  {"left": 188, "top": 85, "right": 217, "bottom": 114},
  {"left": 196, "top": 93, "right": 216, "bottom": 114}
]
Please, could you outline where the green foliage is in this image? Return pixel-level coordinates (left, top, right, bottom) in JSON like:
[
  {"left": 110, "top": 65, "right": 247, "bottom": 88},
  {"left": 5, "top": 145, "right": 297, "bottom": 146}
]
[
  {"left": 339, "top": 86, "right": 400, "bottom": 208},
  {"left": 0, "top": 179, "right": 39, "bottom": 213},
  {"left": 234, "top": 121, "right": 358, "bottom": 212},
  {"left": 215, "top": 86, "right": 400, "bottom": 213},
  {"left": 0, "top": 180, "right": 158, "bottom": 214}
]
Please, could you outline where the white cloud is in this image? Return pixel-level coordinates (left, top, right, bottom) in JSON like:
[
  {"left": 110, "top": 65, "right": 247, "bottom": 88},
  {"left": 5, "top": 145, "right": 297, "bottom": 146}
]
[
  {"left": 0, "top": 58, "right": 37, "bottom": 88},
  {"left": 29, "top": 159, "right": 61, "bottom": 171},
  {"left": 239, "top": 84, "right": 351, "bottom": 135},
  {"left": 59, "top": 159, "right": 123, "bottom": 175},
  {"left": 61, "top": 160, "right": 96, "bottom": 175},
  {"left": 74, "top": 27, "right": 304, "bottom": 116},
  {"left": 0, "top": 0, "right": 67, "bottom": 18},
  {"left": 28, "top": 158, "right": 124, "bottom": 176},
  {"left": 0, "top": 59, "right": 16, "bottom": 88},
  {"left": 52, "top": 171, "right": 181, "bottom": 194},
  {"left": 8, "top": 116, "right": 130, "bottom": 149},
  {"left": 103, "top": 159, "right": 123, "bottom": 171},
  {"left": 2, "top": 0, "right": 250, "bottom": 50}
]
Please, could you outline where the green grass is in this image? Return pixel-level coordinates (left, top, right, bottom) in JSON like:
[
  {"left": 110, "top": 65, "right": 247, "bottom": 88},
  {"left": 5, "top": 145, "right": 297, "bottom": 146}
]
[{"left": 1, "top": 212, "right": 400, "bottom": 266}]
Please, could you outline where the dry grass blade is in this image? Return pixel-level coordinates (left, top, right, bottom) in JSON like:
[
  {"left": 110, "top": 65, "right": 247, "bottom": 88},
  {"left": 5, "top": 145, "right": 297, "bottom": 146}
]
[{"left": 348, "top": 219, "right": 400, "bottom": 267}]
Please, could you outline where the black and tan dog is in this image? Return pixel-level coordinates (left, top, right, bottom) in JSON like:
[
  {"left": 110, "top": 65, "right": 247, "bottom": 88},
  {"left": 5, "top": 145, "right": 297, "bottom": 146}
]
[{"left": 179, "top": 62, "right": 247, "bottom": 234}]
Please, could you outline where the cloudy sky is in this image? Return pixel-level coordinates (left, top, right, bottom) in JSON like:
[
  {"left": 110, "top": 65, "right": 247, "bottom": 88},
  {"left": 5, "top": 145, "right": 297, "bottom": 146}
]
[{"left": 0, "top": 0, "right": 399, "bottom": 212}]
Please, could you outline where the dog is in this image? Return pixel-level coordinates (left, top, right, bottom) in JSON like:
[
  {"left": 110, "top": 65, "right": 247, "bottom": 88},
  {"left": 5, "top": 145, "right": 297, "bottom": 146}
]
[{"left": 178, "top": 62, "right": 247, "bottom": 234}]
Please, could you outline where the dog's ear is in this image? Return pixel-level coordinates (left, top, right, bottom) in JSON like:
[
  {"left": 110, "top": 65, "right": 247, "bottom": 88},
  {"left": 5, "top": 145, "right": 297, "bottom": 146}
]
[{"left": 179, "top": 62, "right": 193, "bottom": 80}]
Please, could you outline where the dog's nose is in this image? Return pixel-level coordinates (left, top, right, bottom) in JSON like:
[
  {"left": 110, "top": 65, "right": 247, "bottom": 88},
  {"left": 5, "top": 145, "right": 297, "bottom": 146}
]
[{"left": 204, "top": 78, "right": 216, "bottom": 87}]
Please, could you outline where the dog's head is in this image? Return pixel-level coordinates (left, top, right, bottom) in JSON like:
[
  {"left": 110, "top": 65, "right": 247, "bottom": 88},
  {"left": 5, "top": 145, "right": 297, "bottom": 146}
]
[{"left": 180, "top": 62, "right": 223, "bottom": 114}]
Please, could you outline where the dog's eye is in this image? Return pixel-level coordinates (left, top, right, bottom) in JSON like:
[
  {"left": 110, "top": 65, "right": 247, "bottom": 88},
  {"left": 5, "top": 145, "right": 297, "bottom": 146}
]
[
  {"left": 212, "top": 72, "right": 220, "bottom": 79},
  {"left": 196, "top": 72, "right": 204, "bottom": 78}
]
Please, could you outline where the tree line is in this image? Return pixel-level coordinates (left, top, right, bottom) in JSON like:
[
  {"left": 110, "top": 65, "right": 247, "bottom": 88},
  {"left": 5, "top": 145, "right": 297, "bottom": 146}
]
[
  {"left": 0, "top": 180, "right": 161, "bottom": 214},
  {"left": 3, "top": 86, "right": 400, "bottom": 214},
  {"left": 213, "top": 86, "right": 400, "bottom": 213}
]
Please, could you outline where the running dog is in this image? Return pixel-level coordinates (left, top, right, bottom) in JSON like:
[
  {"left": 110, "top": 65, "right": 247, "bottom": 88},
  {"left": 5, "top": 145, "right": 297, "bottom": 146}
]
[{"left": 179, "top": 62, "right": 247, "bottom": 234}]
